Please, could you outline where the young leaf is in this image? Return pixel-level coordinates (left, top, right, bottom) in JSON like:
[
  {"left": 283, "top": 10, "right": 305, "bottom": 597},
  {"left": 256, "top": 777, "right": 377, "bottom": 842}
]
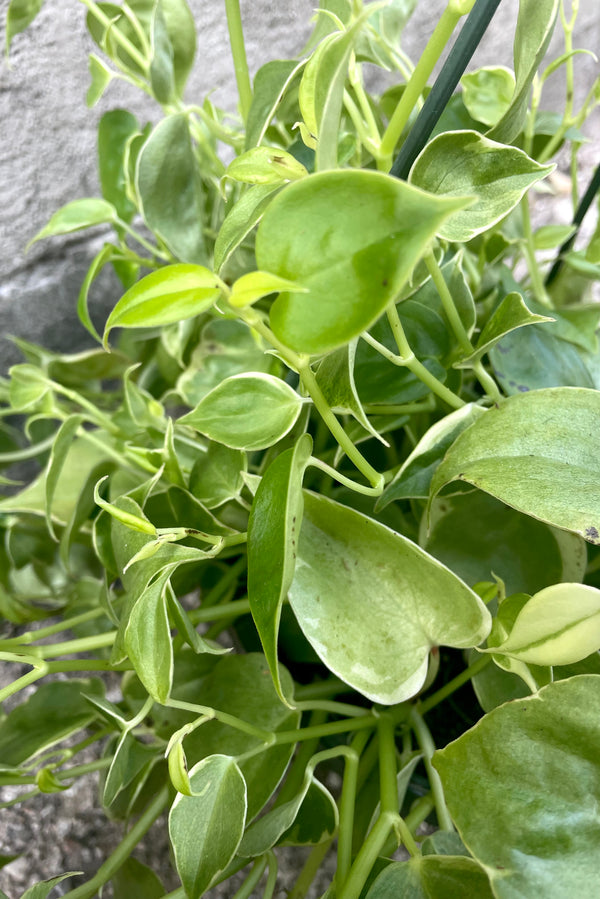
[
  {"left": 179, "top": 373, "right": 304, "bottom": 451},
  {"left": 487, "top": 0, "right": 560, "bottom": 143},
  {"left": 124, "top": 568, "right": 174, "bottom": 703},
  {"left": 489, "top": 583, "right": 600, "bottom": 666},
  {"left": 255, "top": 170, "right": 469, "bottom": 355},
  {"left": 77, "top": 244, "right": 114, "bottom": 342},
  {"left": 228, "top": 271, "right": 308, "bottom": 309},
  {"left": 224, "top": 147, "right": 308, "bottom": 185},
  {"left": 434, "top": 675, "right": 600, "bottom": 899},
  {"left": 246, "top": 58, "right": 305, "bottom": 149},
  {"left": 86, "top": 54, "right": 113, "bottom": 107},
  {"left": 316, "top": 340, "right": 385, "bottom": 443},
  {"left": 27, "top": 198, "right": 118, "bottom": 247},
  {"left": 455, "top": 292, "right": 553, "bottom": 367},
  {"left": 169, "top": 754, "right": 247, "bottom": 899},
  {"left": 214, "top": 183, "right": 282, "bottom": 274},
  {"left": 247, "top": 433, "right": 312, "bottom": 703},
  {"left": 103, "top": 730, "right": 158, "bottom": 808},
  {"left": 5, "top": 0, "right": 45, "bottom": 55},
  {"left": 136, "top": 114, "right": 206, "bottom": 263},
  {"left": 189, "top": 442, "right": 246, "bottom": 509},
  {"left": 460, "top": 65, "right": 516, "bottom": 127},
  {"left": 103, "top": 264, "right": 221, "bottom": 347},
  {"left": 430, "top": 387, "right": 600, "bottom": 545},
  {"left": 288, "top": 493, "right": 491, "bottom": 704},
  {"left": 409, "top": 131, "right": 553, "bottom": 242}
]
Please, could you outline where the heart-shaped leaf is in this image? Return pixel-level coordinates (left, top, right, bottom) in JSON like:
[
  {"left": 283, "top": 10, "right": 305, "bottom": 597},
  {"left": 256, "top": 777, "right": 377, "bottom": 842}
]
[
  {"left": 288, "top": 493, "right": 491, "bottom": 703},
  {"left": 366, "top": 855, "right": 494, "bottom": 898},
  {"left": 256, "top": 170, "right": 468, "bottom": 354}
]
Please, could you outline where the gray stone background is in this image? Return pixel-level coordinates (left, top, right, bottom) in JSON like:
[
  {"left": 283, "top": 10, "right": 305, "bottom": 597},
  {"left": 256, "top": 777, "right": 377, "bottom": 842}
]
[
  {"left": 0, "top": 1, "right": 599, "bottom": 896},
  {"left": 1, "top": 0, "right": 599, "bottom": 375}
]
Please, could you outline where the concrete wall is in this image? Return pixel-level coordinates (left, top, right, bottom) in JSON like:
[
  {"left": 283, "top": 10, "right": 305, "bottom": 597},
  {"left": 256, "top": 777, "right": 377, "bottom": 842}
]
[{"left": 1, "top": 0, "right": 599, "bottom": 372}]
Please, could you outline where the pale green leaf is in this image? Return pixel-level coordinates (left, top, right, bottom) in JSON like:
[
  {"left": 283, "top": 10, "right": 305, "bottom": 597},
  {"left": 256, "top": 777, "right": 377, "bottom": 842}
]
[
  {"left": 247, "top": 434, "right": 312, "bottom": 703},
  {"left": 124, "top": 568, "right": 174, "bottom": 702},
  {"left": 246, "top": 58, "right": 305, "bottom": 149},
  {"left": 409, "top": 130, "right": 553, "bottom": 242},
  {"left": 317, "top": 340, "right": 384, "bottom": 442},
  {"left": 460, "top": 66, "right": 515, "bottom": 127},
  {"left": 533, "top": 224, "right": 577, "bottom": 250},
  {"left": 456, "top": 292, "right": 553, "bottom": 367},
  {"left": 103, "top": 264, "right": 221, "bottom": 347},
  {"left": 5, "top": 0, "right": 44, "bottom": 55},
  {"left": 149, "top": 2, "right": 175, "bottom": 104},
  {"left": 487, "top": 0, "right": 560, "bottom": 143},
  {"left": 179, "top": 373, "right": 304, "bottom": 451},
  {"left": 490, "top": 583, "right": 600, "bottom": 665},
  {"left": 434, "top": 675, "right": 600, "bottom": 899},
  {"left": 229, "top": 271, "right": 308, "bottom": 309},
  {"left": 224, "top": 147, "right": 308, "bottom": 185},
  {"left": 214, "top": 183, "right": 282, "bottom": 274},
  {"left": 189, "top": 443, "right": 246, "bottom": 509},
  {"left": 289, "top": 493, "right": 491, "bottom": 704},
  {"left": 169, "top": 754, "right": 247, "bottom": 899},
  {"left": 86, "top": 53, "right": 113, "bottom": 107},
  {"left": 27, "top": 198, "right": 118, "bottom": 247},
  {"left": 45, "top": 414, "right": 85, "bottom": 540},
  {"left": 256, "top": 170, "right": 469, "bottom": 355},
  {"left": 430, "top": 387, "right": 600, "bottom": 545}
]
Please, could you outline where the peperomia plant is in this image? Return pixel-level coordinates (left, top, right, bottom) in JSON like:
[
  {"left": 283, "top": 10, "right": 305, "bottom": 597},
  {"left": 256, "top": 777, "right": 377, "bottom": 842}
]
[{"left": 2, "top": 0, "right": 600, "bottom": 897}]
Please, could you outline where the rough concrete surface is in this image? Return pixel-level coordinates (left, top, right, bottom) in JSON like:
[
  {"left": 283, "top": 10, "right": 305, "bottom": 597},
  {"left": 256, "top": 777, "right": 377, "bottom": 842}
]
[{"left": 1, "top": 1, "right": 600, "bottom": 896}]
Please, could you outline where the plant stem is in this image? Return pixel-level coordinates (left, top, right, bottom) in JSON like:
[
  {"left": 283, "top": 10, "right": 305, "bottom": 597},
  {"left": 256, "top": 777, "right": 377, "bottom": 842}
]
[
  {"left": 404, "top": 793, "right": 436, "bottom": 834},
  {"left": 424, "top": 249, "right": 473, "bottom": 355},
  {"left": 419, "top": 653, "right": 492, "bottom": 713},
  {"left": 300, "top": 365, "right": 384, "bottom": 491},
  {"left": 288, "top": 839, "right": 334, "bottom": 899},
  {"left": 78, "top": 0, "right": 149, "bottom": 72},
  {"left": 273, "top": 713, "right": 378, "bottom": 745},
  {"left": 37, "top": 632, "right": 115, "bottom": 659},
  {"left": 520, "top": 195, "right": 552, "bottom": 306},
  {"left": 307, "top": 455, "right": 384, "bottom": 497},
  {"left": 6, "top": 608, "right": 106, "bottom": 647},
  {"left": 379, "top": 0, "right": 474, "bottom": 169},
  {"left": 338, "top": 811, "right": 397, "bottom": 899},
  {"left": 337, "top": 731, "right": 370, "bottom": 888},
  {"left": 60, "top": 787, "right": 170, "bottom": 899},
  {"left": 409, "top": 707, "right": 453, "bottom": 831},
  {"left": 377, "top": 713, "right": 398, "bottom": 816},
  {"left": 0, "top": 664, "right": 48, "bottom": 703},
  {"left": 231, "top": 856, "right": 268, "bottom": 899},
  {"left": 224, "top": 0, "right": 253, "bottom": 123},
  {"left": 166, "top": 698, "right": 274, "bottom": 744}
]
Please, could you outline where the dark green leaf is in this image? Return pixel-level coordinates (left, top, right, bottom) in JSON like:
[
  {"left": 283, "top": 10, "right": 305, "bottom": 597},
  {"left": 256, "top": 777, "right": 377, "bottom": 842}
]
[
  {"left": 149, "top": 1, "right": 175, "bottom": 103},
  {"left": 366, "top": 856, "right": 493, "bottom": 898},
  {"left": 247, "top": 434, "right": 312, "bottom": 702},
  {"left": 137, "top": 115, "right": 206, "bottom": 263},
  {"left": 111, "top": 857, "right": 165, "bottom": 899},
  {"left": 98, "top": 109, "right": 139, "bottom": 222},
  {"left": 456, "top": 292, "right": 553, "bottom": 367}
]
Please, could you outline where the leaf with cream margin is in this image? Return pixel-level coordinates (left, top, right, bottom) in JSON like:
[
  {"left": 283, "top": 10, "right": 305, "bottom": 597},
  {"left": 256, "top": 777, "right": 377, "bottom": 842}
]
[
  {"left": 288, "top": 492, "right": 491, "bottom": 704},
  {"left": 429, "top": 387, "right": 600, "bottom": 545}
]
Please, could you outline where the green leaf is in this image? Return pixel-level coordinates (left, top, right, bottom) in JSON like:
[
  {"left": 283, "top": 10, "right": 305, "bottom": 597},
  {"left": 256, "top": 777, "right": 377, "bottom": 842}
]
[
  {"left": 21, "top": 873, "right": 83, "bottom": 899},
  {"left": 409, "top": 130, "right": 553, "bottom": 242},
  {"left": 189, "top": 443, "right": 246, "bottom": 509},
  {"left": 86, "top": 54, "right": 113, "bottom": 107},
  {"left": 366, "top": 856, "right": 494, "bottom": 898},
  {"left": 489, "top": 583, "right": 600, "bottom": 665},
  {"left": 0, "top": 679, "right": 104, "bottom": 767},
  {"left": 533, "top": 224, "right": 577, "bottom": 250},
  {"left": 149, "top": 1, "right": 176, "bottom": 104},
  {"left": 103, "top": 264, "right": 220, "bottom": 347},
  {"left": 136, "top": 115, "right": 205, "bottom": 263},
  {"left": 111, "top": 857, "right": 165, "bottom": 899},
  {"left": 103, "top": 730, "right": 158, "bottom": 808},
  {"left": 247, "top": 434, "right": 312, "bottom": 703},
  {"left": 279, "top": 778, "right": 338, "bottom": 846},
  {"left": 179, "top": 373, "right": 304, "bottom": 451},
  {"left": 229, "top": 271, "right": 308, "bottom": 309},
  {"left": 487, "top": 0, "right": 560, "bottom": 143},
  {"left": 317, "top": 340, "right": 384, "bottom": 442},
  {"left": 434, "top": 675, "right": 600, "bottom": 899},
  {"left": 256, "top": 170, "right": 469, "bottom": 355},
  {"left": 224, "top": 147, "right": 308, "bottom": 185},
  {"left": 289, "top": 493, "right": 491, "bottom": 704},
  {"left": 98, "top": 109, "right": 139, "bottom": 222},
  {"left": 214, "top": 183, "right": 282, "bottom": 274},
  {"left": 8, "top": 363, "right": 51, "bottom": 412},
  {"left": 460, "top": 66, "right": 516, "bottom": 127},
  {"left": 378, "top": 403, "right": 485, "bottom": 506},
  {"left": 124, "top": 568, "right": 174, "bottom": 702},
  {"left": 489, "top": 324, "right": 594, "bottom": 395},
  {"left": 246, "top": 59, "right": 305, "bottom": 149},
  {"left": 5, "top": 0, "right": 44, "bottom": 54},
  {"left": 45, "top": 414, "right": 85, "bottom": 540},
  {"left": 169, "top": 754, "right": 247, "bottom": 899},
  {"left": 166, "top": 585, "right": 229, "bottom": 656},
  {"left": 27, "top": 198, "right": 118, "bottom": 247},
  {"left": 430, "top": 388, "right": 600, "bottom": 545},
  {"left": 424, "top": 491, "right": 585, "bottom": 595},
  {"left": 160, "top": 0, "right": 196, "bottom": 97},
  {"left": 456, "top": 292, "right": 553, "bottom": 367},
  {"left": 77, "top": 244, "right": 114, "bottom": 342}
]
